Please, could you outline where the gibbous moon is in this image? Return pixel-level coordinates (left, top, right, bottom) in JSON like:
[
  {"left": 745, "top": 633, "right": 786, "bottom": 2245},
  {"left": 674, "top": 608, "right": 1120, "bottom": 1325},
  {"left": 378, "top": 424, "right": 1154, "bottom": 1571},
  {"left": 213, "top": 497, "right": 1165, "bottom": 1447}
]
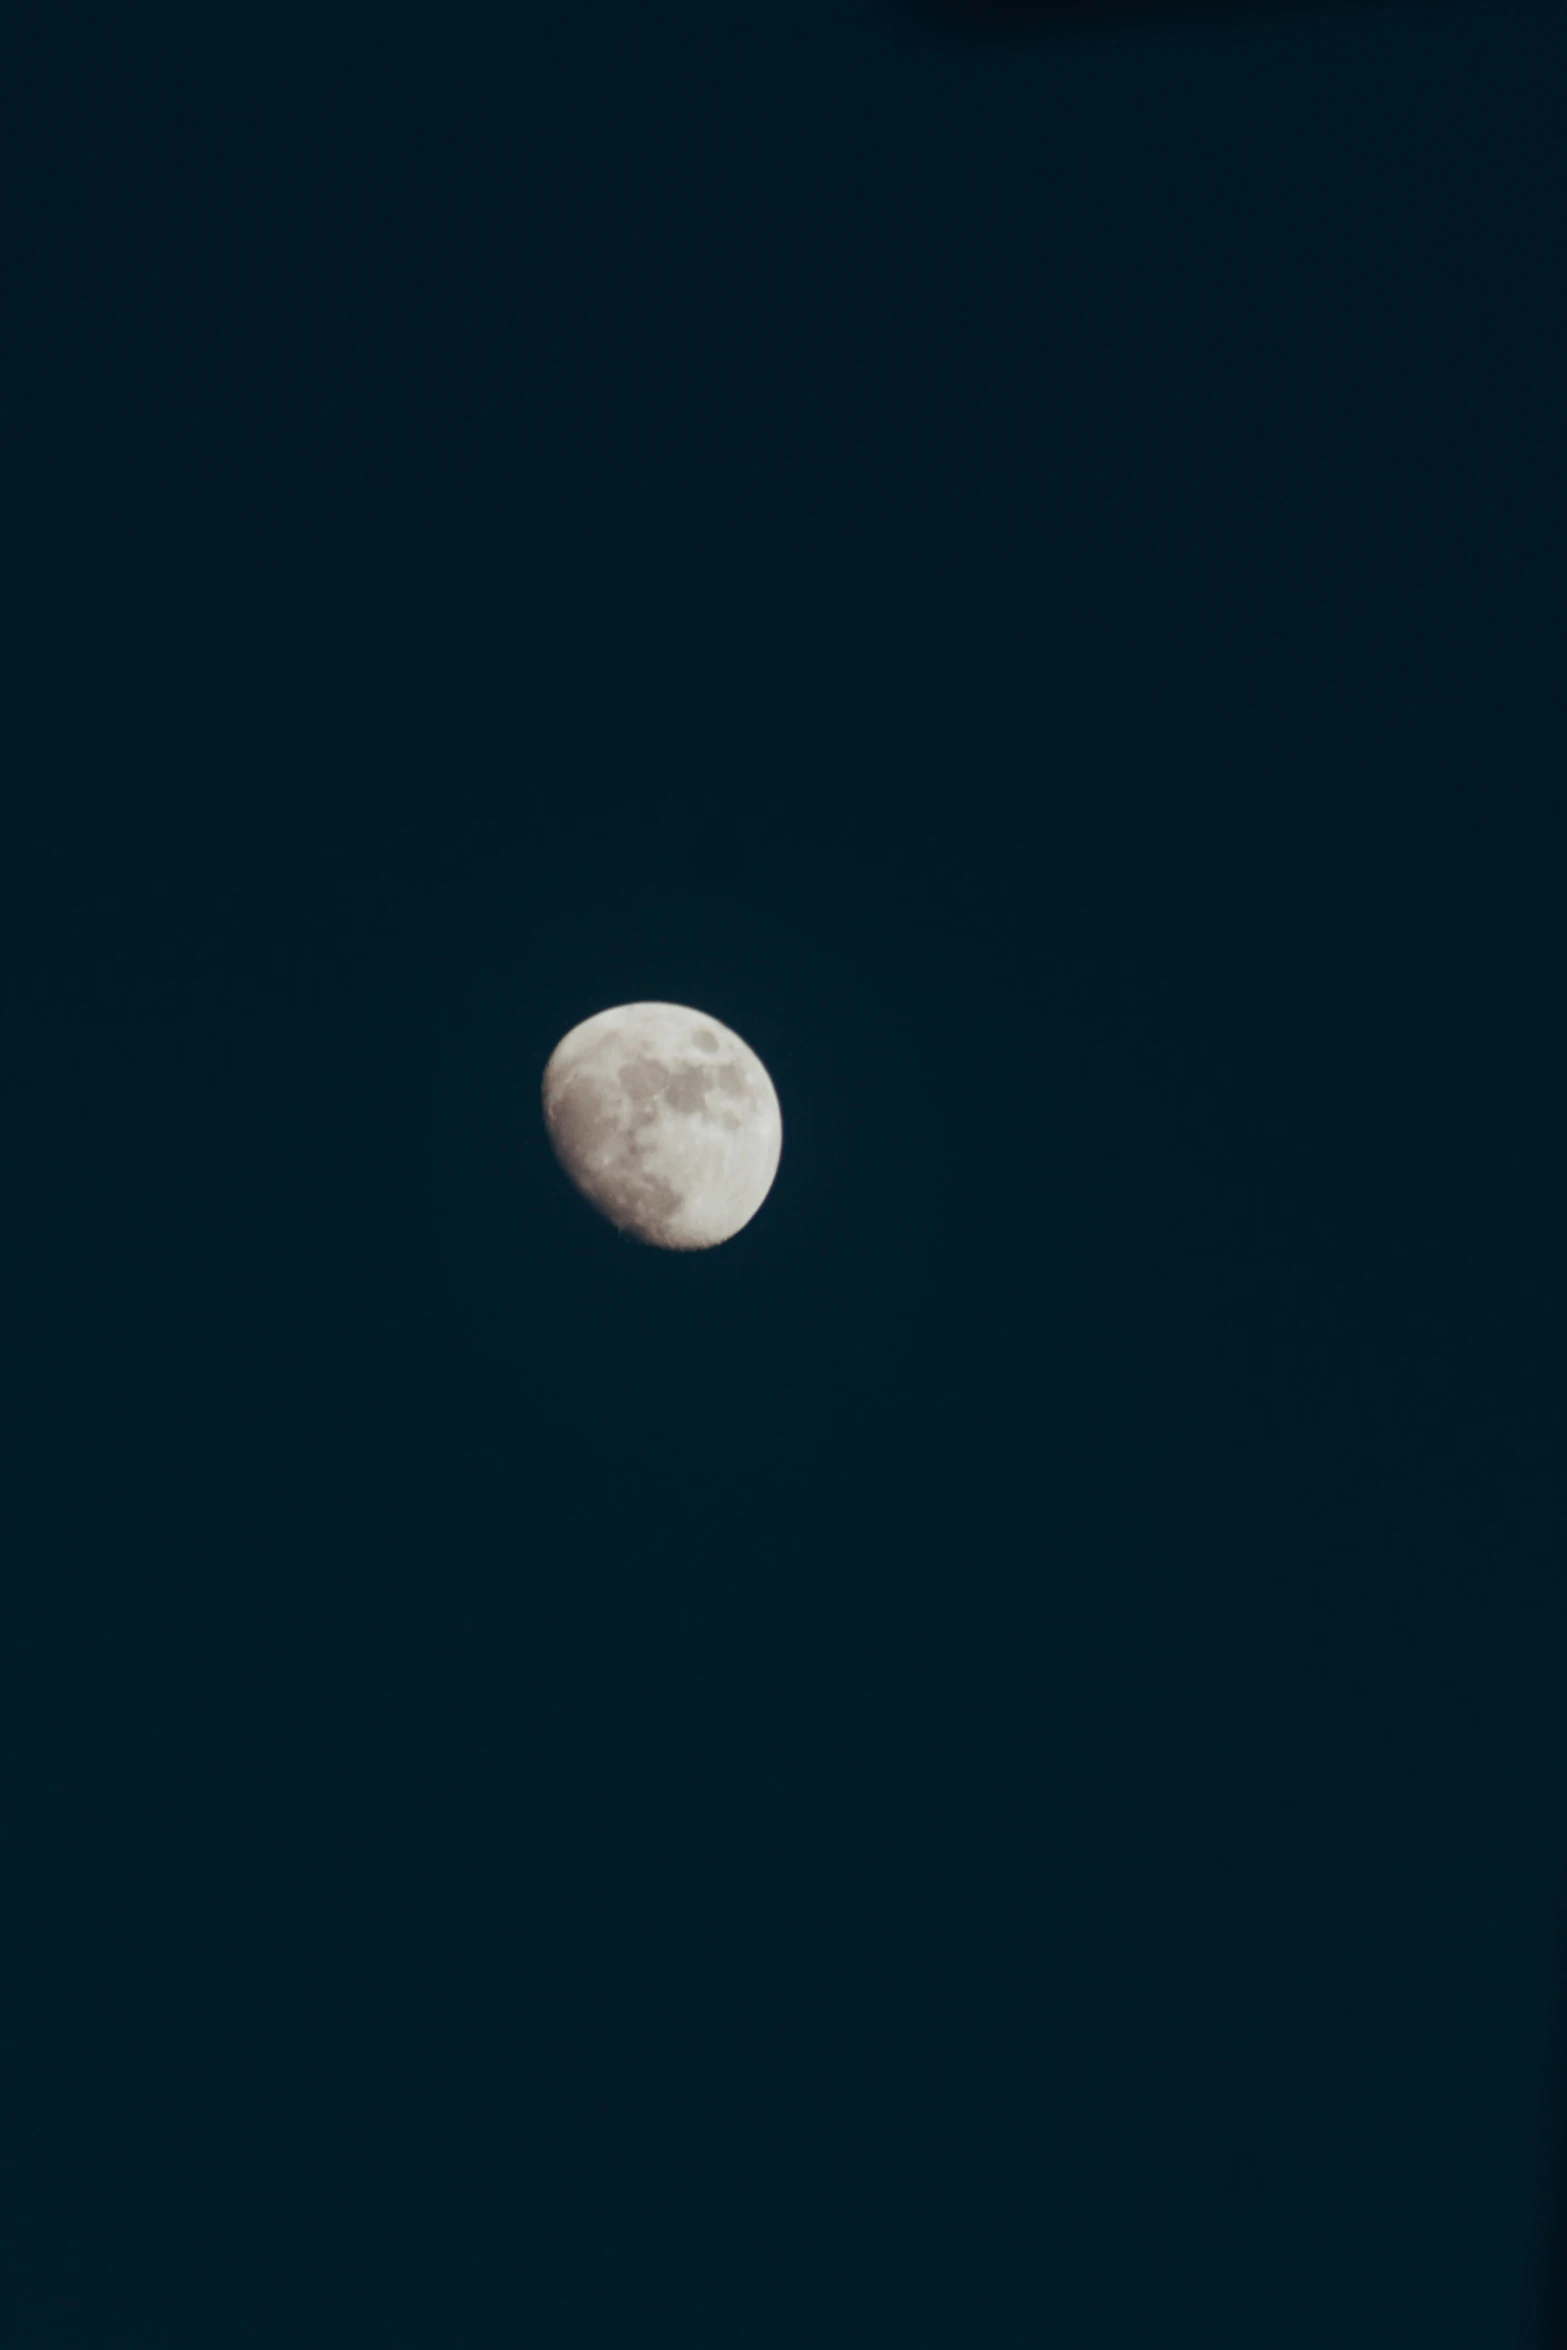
[{"left": 541, "top": 1002, "right": 782, "bottom": 1250}]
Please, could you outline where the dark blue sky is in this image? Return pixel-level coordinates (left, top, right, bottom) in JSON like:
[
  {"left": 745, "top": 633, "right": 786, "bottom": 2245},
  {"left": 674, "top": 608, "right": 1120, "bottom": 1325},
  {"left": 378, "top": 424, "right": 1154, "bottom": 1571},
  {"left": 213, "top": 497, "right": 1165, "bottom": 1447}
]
[{"left": 5, "top": 4, "right": 1566, "bottom": 2343}]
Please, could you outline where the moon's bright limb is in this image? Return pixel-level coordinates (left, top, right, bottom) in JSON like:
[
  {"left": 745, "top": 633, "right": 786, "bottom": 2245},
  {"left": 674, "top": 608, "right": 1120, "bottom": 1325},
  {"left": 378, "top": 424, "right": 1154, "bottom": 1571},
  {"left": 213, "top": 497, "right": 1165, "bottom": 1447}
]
[{"left": 541, "top": 1003, "right": 782, "bottom": 1250}]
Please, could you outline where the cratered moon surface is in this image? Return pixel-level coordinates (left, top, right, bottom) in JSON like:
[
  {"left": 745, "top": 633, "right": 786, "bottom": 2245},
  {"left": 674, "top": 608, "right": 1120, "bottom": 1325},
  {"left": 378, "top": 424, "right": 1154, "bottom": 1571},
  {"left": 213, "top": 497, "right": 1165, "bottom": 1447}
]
[{"left": 541, "top": 1003, "right": 783, "bottom": 1250}]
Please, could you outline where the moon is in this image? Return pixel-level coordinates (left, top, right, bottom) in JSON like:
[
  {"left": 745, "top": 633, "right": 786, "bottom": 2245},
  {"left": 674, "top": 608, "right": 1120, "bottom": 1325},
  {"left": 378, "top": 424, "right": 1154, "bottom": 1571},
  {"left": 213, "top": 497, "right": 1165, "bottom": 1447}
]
[{"left": 541, "top": 1003, "right": 783, "bottom": 1250}]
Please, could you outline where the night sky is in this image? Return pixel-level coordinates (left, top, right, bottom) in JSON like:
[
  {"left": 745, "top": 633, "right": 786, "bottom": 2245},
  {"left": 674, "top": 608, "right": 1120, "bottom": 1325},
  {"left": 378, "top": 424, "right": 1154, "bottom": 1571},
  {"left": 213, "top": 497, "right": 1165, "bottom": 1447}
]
[{"left": 5, "top": 2, "right": 1566, "bottom": 2342}]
